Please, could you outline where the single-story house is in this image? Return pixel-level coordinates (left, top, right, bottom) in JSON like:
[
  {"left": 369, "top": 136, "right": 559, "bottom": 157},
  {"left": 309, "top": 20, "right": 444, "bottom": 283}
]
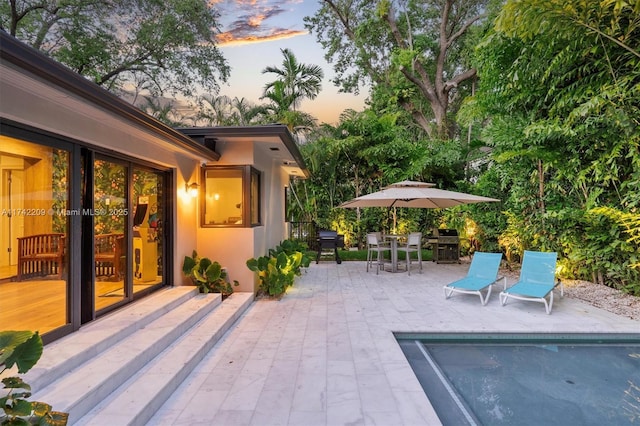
[{"left": 0, "top": 31, "right": 309, "bottom": 344}]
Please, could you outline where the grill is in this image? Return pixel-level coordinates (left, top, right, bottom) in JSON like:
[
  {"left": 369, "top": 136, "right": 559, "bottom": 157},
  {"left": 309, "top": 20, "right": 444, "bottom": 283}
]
[
  {"left": 428, "top": 229, "right": 460, "bottom": 263},
  {"left": 316, "top": 230, "right": 345, "bottom": 264}
]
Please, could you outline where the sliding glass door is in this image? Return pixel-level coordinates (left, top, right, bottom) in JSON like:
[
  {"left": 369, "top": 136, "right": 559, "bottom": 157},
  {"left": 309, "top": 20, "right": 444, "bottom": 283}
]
[
  {"left": 0, "top": 136, "right": 70, "bottom": 335},
  {"left": 0, "top": 137, "right": 169, "bottom": 338},
  {"left": 93, "top": 158, "right": 128, "bottom": 311},
  {"left": 87, "top": 158, "right": 168, "bottom": 317}
]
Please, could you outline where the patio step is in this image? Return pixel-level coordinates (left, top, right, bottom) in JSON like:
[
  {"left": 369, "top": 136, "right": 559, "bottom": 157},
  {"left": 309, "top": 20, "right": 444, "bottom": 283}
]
[
  {"left": 24, "top": 286, "right": 198, "bottom": 392},
  {"left": 74, "top": 292, "right": 254, "bottom": 426},
  {"left": 29, "top": 288, "right": 220, "bottom": 423},
  {"left": 26, "top": 288, "right": 253, "bottom": 425}
]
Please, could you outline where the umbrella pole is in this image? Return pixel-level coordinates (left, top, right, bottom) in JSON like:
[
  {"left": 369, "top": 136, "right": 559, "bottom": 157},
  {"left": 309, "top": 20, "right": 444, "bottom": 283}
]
[{"left": 393, "top": 207, "right": 397, "bottom": 234}]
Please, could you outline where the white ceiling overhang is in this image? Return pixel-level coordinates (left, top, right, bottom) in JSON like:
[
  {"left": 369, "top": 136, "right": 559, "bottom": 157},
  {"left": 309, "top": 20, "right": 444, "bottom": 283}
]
[{"left": 177, "top": 126, "right": 310, "bottom": 178}]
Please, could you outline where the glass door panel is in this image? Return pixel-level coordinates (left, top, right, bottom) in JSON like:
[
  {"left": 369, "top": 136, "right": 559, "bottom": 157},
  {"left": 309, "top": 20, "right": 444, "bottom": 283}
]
[
  {"left": 132, "top": 168, "right": 163, "bottom": 292},
  {"left": 93, "top": 159, "right": 127, "bottom": 310},
  {"left": 0, "top": 137, "right": 70, "bottom": 335}
]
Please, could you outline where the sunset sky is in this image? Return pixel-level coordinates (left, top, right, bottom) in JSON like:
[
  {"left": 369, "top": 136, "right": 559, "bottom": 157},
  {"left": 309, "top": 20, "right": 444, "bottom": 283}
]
[{"left": 212, "top": 0, "right": 368, "bottom": 125}]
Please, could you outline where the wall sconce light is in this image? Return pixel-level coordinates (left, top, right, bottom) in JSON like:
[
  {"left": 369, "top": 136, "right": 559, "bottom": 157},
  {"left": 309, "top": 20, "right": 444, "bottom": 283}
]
[{"left": 186, "top": 182, "right": 199, "bottom": 198}]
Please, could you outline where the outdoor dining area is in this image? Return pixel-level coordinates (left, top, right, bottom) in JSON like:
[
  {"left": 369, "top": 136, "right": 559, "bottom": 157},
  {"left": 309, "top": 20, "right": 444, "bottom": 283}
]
[
  {"left": 364, "top": 228, "right": 466, "bottom": 274},
  {"left": 365, "top": 231, "right": 422, "bottom": 274},
  {"left": 337, "top": 180, "right": 500, "bottom": 275}
]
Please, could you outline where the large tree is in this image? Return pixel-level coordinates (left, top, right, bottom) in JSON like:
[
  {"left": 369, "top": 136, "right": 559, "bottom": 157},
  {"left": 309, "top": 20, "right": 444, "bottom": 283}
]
[
  {"left": 305, "top": 0, "right": 493, "bottom": 139},
  {"left": 1, "top": 0, "right": 230, "bottom": 98}
]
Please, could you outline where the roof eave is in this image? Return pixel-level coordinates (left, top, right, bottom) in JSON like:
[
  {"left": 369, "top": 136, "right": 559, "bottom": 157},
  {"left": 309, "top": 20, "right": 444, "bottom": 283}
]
[
  {"left": 178, "top": 125, "right": 310, "bottom": 178},
  {"left": 0, "top": 32, "right": 220, "bottom": 162}
]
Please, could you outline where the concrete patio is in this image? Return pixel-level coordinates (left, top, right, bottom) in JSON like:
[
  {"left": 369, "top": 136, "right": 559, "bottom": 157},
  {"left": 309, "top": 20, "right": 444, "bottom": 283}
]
[{"left": 148, "top": 260, "right": 640, "bottom": 425}]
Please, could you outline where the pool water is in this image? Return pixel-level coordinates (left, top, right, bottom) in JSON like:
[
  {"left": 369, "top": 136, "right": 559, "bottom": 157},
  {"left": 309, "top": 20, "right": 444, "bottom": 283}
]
[{"left": 397, "top": 333, "right": 640, "bottom": 425}]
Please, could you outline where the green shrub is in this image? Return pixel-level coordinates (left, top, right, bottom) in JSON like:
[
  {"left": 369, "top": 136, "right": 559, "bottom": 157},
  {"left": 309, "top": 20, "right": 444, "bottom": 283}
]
[
  {"left": 182, "top": 251, "right": 239, "bottom": 296},
  {"left": 246, "top": 239, "right": 310, "bottom": 297},
  {"left": 269, "top": 239, "right": 312, "bottom": 275}
]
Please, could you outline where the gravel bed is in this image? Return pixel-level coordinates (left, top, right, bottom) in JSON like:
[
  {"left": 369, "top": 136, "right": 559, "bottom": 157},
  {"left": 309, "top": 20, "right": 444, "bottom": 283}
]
[{"left": 561, "top": 279, "right": 640, "bottom": 320}]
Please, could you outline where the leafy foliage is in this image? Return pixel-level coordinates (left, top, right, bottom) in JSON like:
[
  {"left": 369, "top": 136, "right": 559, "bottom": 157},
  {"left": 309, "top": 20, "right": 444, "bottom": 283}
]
[
  {"left": 1, "top": 0, "right": 230, "bottom": 99},
  {"left": 305, "top": 0, "right": 492, "bottom": 138},
  {"left": 182, "top": 251, "right": 239, "bottom": 296},
  {"left": 262, "top": 48, "right": 324, "bottom": 111},
  {"left": 246, "top": 239, "right": 310, "bottom": 298},
  {"left": 462, "top": 0, "right": 640, "bottom": 292},
  {"left": 288, "top": 107, "right": 480, "bottom": 247},
  {"left": 197, "top": 95, "right": 264, "bottom": 127},
  {"left": 0, "top": 331, "right": 68, "bottom": 425},
  {"left": 259, "top": 49, "right": 323, "bottom": 135},
  {"left": 268, "top": 239, "right": 312, "bottom": 275}
]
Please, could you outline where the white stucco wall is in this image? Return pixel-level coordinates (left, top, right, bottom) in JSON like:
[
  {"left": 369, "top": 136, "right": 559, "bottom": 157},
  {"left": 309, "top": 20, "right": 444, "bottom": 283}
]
[
  {"left": 174, "top": 159, "right": 200, "bottom": 287},
  {"left": 195, "top": 139, "right": 292, "bottom": 293}
]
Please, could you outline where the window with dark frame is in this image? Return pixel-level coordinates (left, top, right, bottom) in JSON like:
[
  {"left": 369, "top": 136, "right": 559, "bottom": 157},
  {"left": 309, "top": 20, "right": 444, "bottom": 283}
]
[
  {"left": 202, "top": 165, "right": 261, "bottom": 227},
  {"left": 250, "top": 168, "right": 260, "bottom": 226}
]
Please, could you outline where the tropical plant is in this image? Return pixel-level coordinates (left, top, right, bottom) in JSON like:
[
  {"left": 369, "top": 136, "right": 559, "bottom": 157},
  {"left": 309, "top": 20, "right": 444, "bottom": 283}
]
[
  {"left": 287, "top": 107, "right": 461, "bottom": 243},
  {"left": 255, "top": 88, "right": 319, "bottom": 134},
  {"left": 246, "top": 239, "right": 311, "bottom": 297},
  {"left": 0, "top": 330, "right": 68, "bottom": 425},
  {"left": 257, "top": 49, "right": 323, "bottom": 136},
  {"left": 269, "top": 239, "right": 312, "bottom": 274},
  {"left": 246, "top": 252, "right": 302, "bottom": 298},
  {"left": 182, "top": 251, "right": 238, "bottom": 296},
  {"left": 196, "top": 95, "right": 264, "bottom": 126},
  {"left": 261, "top": 48, "right": 324, "bottom": 112},
  {"left": 449, "top": 0, "right": 640, "bottom": 292}
]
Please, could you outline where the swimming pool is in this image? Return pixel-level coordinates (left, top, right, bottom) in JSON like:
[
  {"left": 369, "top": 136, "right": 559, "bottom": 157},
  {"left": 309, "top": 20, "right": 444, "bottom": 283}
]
[{"left": 396, "top": 333, "right": 640, "bottom": 425}]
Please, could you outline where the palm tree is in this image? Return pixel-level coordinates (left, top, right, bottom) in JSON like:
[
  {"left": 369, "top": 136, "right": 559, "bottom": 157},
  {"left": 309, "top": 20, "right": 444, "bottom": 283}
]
[
  {"left": 261, "top": 48, "right": 324, "bottom": 111},
  {"left": 229, "top": 97, "right": 263, "bottom": 125},
  {"left": 199, "top": 95, "right": 264, "bottom": 126},
  {"left": 140, "top": 96, "right": 190, "bottom": 126},
  {"left": 256, "top": 81, "right": 316, "bottom": 135},
  {"left": 199, "top": 94, "right": 234, "bottom": 126},
  {"left": 260, "top": 80, "right": 295, "bottom": 116}
]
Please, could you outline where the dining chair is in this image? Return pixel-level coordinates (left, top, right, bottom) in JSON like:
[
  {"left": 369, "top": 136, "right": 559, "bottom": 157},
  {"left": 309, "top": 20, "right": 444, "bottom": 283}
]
[
  {"left": 403, "top": 232, "right": 423, "bottom": 275},
  {"left": 366, "top": 233, "right": 391, "bottom": 274}
]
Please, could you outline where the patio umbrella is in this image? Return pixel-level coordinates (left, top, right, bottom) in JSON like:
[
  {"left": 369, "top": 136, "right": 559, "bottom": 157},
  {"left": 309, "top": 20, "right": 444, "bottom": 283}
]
[
  {"left": 339, "top": 180, "right": 500, "bottom": 209},
  {"left": 339, "top": 180, "right": 500, "bottom": 230}
]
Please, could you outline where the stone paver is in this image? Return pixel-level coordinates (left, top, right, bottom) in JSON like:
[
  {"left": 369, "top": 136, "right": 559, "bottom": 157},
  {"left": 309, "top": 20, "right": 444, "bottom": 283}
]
[{"left": 149, "top": 261, "right": 640, "bottom": 425}]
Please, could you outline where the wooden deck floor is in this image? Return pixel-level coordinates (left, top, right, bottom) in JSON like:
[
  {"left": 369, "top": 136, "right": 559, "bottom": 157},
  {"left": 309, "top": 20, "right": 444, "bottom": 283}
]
[{"left": 0, "top": 275, "right": 158, "bottom": 334}]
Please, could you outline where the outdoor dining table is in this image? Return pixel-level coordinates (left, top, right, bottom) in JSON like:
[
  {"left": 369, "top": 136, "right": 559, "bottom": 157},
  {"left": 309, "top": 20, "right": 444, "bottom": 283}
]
[{"left": 384, "top": 234, "right": 405, "bottom": 272}]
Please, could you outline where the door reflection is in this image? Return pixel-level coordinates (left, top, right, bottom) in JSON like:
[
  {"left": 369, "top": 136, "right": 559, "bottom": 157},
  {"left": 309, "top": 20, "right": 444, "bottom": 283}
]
[
  {"left": 93, "top": 159, "right": 127, "bottom": 310},
  {"left": 132, "top": 169, "right": 162, "bottom": 292}
]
